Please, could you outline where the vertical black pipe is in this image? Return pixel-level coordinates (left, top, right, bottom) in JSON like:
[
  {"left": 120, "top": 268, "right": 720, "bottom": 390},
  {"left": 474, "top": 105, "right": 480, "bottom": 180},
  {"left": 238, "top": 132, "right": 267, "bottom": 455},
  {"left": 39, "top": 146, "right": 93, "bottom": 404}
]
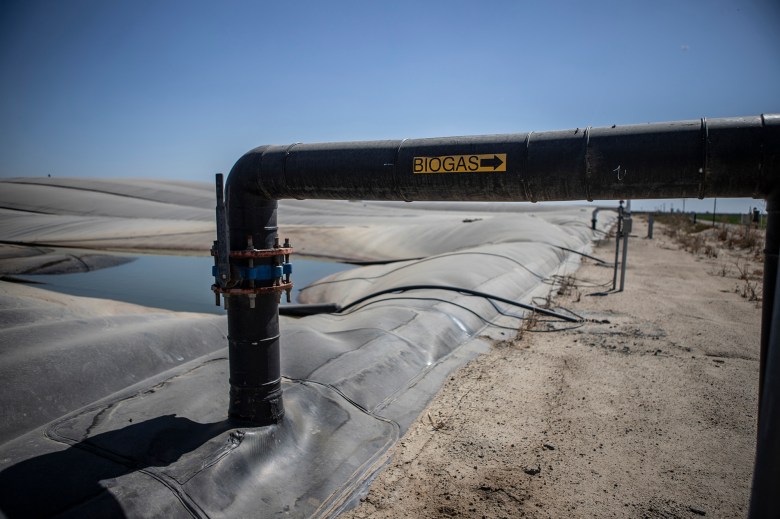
[
  {"left": 225, "top": 177, "right": 284, "bottom": 425},
  {"left": 750, "top": 198, "right": 780, "bottom": 516},
  {"left": 648, "top": 213, "right": 654, "bottom": 239},
  {"left": 760, "top": 198, "right": 780, "bottom": 411},
  {"left": 619, "top": 216, "right": 630, "bottom": 292},
  {"left": 612, "top": 203, "right": 624, "bottom": 291},
  {"left": 214, "top": 174, "right": 231, "bottom": 289}
]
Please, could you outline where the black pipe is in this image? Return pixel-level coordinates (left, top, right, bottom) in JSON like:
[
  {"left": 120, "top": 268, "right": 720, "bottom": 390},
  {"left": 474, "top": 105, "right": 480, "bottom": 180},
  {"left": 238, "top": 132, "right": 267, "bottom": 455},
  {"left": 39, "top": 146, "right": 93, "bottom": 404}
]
[
  {"left": 224, "top": 114, "right": 779, "bottom": 428},
  {"left": 591, "top": 206, "right": 619, "bottom": 230},
  {"left": 612, "top": 203, "right": 624, "bottom": 291},
  {"left": 224, "top": 163, "right": 284, "bottom": 425},
  {"left": 338, "top": 284, "right": 581, "bottom": 322},
  {"left": 619, "top": 213, "right": 632, "bottom": 292},
  {"left": 750, "top": 214, "right": 780, "bottom": 516},
  {"left": 279, "top": 303, "right": 342, "bottom": 317},
  {"left": 750, "top": 119, "right": 780, "bottom": 517},
  {"left": 647, "top": 214, "right": 654, "bottom": 239},
  {"left": 760, "top": 198, "right": 780, "bottom": 412},
  {"left": 235, "top": 115, "right": 777, "bottom": 203},
  {"left": 554, "top": 246, "right": 611, "bottom": 266}
]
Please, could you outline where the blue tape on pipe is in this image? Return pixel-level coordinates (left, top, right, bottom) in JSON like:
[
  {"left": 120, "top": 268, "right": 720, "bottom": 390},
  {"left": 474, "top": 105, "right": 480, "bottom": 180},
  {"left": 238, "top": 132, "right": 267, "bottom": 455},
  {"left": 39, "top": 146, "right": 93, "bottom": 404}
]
[
  {"left": 242, "top": 265, "right": 283, "bottom": 281},
  {"left": 212, "top": 265, "right": 287, "bottom": 281}
]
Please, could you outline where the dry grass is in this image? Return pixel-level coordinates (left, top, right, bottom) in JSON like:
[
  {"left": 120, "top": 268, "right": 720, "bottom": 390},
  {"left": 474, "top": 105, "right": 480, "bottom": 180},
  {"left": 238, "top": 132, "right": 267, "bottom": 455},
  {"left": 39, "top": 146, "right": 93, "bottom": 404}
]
[
  {"left": 556, "top": 274, "right": 580, "bottom": 298},
  {"left": 734, "top": 259, "right": 763, "bottom": 304},
  {"left": 715, "top": 263, "right": 730, "bottom": 277},
  {"left": 737, "top": 279, "right": 761, "bottom": 303},
  {"left": 513, "top": 310, "right": 540, "bottom": 342},
  {"left": 661, "top": 215, "right": 763, "bottom": 258},
  {"left": 657, "top": 214, "right": 764, "bottom": 306},
  {"left": 722, "top": 225, "right": 763, "bottom": 257},
  {"left": 494, "top": 308, "right": 540, "bottom": 348}
]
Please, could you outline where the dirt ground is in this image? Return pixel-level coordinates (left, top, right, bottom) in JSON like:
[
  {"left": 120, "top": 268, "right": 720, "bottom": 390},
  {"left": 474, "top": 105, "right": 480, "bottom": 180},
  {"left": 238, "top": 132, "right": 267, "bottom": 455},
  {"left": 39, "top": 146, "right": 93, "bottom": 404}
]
[{"left": 341, "top": 216, "right": 761, "bottom": 519}]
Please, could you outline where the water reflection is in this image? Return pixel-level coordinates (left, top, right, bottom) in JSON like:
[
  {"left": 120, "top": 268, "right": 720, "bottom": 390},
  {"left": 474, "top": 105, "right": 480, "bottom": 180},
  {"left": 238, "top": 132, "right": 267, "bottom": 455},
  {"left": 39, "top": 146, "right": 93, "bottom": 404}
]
[{"left": 20, "top": 255, "right": 354, "bottom": 314}]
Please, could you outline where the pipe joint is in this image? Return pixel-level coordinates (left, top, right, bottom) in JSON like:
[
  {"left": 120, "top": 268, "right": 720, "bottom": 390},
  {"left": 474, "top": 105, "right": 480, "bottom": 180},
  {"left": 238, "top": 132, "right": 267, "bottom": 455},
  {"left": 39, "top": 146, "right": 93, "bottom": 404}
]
[{"left": 229, "top": 384, "right": 284, "bottom": 426}]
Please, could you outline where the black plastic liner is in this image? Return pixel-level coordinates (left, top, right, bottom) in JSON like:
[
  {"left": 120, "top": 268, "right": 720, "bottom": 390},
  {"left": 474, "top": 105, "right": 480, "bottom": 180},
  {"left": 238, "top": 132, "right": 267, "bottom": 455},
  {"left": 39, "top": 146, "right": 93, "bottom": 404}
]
[
  {"left": 0, "top": 215, "right": 604, "bottom": 518},
  {"left": 0, "top": 333, "right": 487, "bottom": 518}
]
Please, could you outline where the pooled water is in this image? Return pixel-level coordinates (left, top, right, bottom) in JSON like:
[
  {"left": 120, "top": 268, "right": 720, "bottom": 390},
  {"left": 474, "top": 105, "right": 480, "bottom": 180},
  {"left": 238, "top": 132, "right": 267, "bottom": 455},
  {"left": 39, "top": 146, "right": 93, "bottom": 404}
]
[{"left": 20, "top": 254, "right": 354, "bottom": 314}]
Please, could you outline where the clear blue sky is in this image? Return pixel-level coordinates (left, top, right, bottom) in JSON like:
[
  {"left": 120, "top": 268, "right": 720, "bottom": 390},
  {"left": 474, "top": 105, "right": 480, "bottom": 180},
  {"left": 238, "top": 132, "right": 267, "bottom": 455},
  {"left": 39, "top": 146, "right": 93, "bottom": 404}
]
[{"left": 1, "top": 0, "right": 778, "bottom": 212}]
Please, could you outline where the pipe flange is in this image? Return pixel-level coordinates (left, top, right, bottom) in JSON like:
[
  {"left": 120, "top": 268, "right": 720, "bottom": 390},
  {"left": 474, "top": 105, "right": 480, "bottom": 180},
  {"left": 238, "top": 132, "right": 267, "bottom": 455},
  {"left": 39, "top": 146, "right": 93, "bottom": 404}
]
[
  {"left": 211, "top": 282, "right": 293, "bottom": 295},
  {"left": 211, "top": 247, "right": 294, "bottom": 259}
]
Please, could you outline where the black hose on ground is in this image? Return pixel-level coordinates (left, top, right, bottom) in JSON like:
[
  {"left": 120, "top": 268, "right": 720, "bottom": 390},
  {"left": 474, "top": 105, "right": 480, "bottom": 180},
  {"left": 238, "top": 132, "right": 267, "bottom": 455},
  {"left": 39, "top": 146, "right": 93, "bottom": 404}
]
[
  {"left": 554, "top": 246, "right": 612, "bottom": 266},
  {"left": 279, "top": 303, "right": 342, "bottom": 316},
  {"left": 299, "top": 250, "right": 548, "bottom": 293},
  {"left": 342, "top": 296, "right": 535, "bottom": 331},
  {"left": 338, "top": 284, "right": 581, "bottom": 323}
]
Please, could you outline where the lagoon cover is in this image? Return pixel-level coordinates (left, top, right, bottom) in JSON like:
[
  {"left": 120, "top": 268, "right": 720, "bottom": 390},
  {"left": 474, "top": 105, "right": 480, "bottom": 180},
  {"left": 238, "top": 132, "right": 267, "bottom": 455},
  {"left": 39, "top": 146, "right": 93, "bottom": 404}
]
[{"left": 0, "top": 178, "right": 613, "bottom": 518}]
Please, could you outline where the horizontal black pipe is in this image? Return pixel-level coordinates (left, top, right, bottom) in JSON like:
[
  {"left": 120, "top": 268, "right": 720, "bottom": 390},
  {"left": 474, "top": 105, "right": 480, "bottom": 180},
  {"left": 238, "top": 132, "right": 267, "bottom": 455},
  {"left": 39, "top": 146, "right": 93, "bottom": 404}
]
[
  {"left": 279, "top": 303, "right": 341, "bottom": 317},
  {"left": 226, "top": 115, "right": 780, "bottom": 422},
  {"left": 224, "top": 115, "right": 780, "bottom": 513},
  {"left": 225, "top": 113, "right": 780, "bottom": 427},
  {"left": 231, "top": 114, "right": 780, "bottom": 203}
]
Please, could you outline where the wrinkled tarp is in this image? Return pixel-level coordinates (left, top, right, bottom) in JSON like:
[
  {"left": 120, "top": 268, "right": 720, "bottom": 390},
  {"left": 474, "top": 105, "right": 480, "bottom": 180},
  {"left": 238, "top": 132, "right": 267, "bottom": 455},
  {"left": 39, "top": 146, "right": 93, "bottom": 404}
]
[
  {"left": 0, "top": 244, "right": 134, "bottom": 275},
  {"left": 0, "top": 178, "right": 214, "bottom": 255},
  {"left": 0, "top": 282, "right": 227, "bottom": 445},
  {"left": 0, "top": 178, "right": 614, "bottom": 518},
  {"left": 0, "top": 177, "right": 597, "bottom": 262}
]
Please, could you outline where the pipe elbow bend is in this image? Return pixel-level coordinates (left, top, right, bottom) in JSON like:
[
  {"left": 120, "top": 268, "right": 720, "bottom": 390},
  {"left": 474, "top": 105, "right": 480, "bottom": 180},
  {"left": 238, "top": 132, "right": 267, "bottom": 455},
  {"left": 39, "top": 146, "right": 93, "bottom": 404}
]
[{"left": 226, "top": 146, "right": 274, "bottom": 203}]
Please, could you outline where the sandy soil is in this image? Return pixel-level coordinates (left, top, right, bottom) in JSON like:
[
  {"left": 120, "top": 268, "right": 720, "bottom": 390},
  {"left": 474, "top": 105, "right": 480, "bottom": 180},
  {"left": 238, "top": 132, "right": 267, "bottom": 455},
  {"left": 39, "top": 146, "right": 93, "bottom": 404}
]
[{"left": 342, "top": 216, "right": 760, "bottom": 519}]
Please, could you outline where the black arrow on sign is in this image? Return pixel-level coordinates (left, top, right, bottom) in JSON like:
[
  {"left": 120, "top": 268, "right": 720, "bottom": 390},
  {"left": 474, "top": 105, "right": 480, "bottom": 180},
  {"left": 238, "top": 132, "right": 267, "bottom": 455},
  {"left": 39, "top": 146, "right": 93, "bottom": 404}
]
[{"left": 480, "top": 155, "right": 504, "bottom": 170}]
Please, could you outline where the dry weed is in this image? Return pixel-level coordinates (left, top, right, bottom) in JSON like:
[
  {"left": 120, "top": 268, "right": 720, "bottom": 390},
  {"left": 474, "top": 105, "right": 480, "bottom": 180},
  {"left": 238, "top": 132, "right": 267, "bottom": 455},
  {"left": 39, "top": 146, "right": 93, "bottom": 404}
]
[
  {"left": 427, "top": 411, "right": 449, "bottom": 432},
  {"left": 556, "top": 275, "right": 581, "bottom": 302},
  {"left": 733, "top": 259, "right": 763, "bottom": 305},
  {"left": 736, "top": 279, "right": 762, "bottom": 304},
  {"left": 515, "top": 310, "right": 539, "bottom": 341},
  {"left": 661, "top": 213, "right": 764, "bottom": 259},
  {"left": 734, "top": 260, "right": 750, "bottom": 281},
  {"left": 658, "top": 215, "right": 765, "bottom": 306}
]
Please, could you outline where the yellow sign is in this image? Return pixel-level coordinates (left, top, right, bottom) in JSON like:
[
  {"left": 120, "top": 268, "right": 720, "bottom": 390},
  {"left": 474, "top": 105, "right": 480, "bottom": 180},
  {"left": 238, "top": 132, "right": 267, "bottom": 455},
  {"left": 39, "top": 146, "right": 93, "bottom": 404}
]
[{"left": 413, "top": 153, "right": 507, "bottom": 174}]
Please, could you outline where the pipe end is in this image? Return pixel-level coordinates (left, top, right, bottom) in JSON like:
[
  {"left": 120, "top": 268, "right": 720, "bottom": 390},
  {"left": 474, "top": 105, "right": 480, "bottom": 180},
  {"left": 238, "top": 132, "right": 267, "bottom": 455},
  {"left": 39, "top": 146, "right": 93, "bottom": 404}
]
[{"left": 229, "top": 384, "right": 284, "bottom": 425}]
